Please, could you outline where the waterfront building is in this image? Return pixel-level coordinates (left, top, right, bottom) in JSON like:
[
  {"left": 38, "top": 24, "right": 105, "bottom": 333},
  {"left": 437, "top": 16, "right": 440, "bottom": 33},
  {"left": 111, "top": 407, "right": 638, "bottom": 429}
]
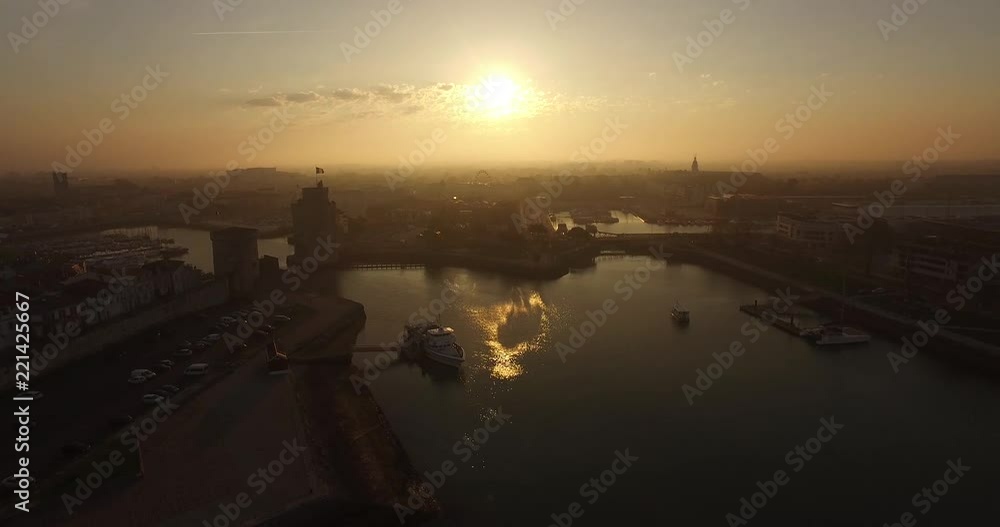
[
  {"left": 53, "top": 171, "right": 70, "bottom": 197},
  {"left": 831, "top": 200, "right": 1000, "bottom": 223},
  {"left": 891, "top": 234, "right": 1000, "bottom": 312},
  {"left": 211, "top": 227, "right": 260, "bottom": 298},
  {"left": 775, "top": 213, "right": 843, "bottom": 252},
  {"left": 141, "top": 259, "right": 202, "bottom": 298},
  {"left": 290, "top": 181, "right": 338, "bottom": 265},
  {"left": 705, "top": 194, "right": 788, "bottom": 219}
]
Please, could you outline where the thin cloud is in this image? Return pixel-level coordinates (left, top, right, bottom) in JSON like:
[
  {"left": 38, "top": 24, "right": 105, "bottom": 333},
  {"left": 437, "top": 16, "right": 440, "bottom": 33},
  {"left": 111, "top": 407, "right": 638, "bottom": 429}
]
[{"left": 193, "top": 30, "right": 338, "bottom": 35}]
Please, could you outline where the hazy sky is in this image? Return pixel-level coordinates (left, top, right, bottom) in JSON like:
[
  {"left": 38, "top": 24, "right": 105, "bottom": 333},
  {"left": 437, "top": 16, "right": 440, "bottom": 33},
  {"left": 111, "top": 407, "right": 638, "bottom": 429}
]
[{"left": 2, "top": 0, "right": 999, "bottom": 172}]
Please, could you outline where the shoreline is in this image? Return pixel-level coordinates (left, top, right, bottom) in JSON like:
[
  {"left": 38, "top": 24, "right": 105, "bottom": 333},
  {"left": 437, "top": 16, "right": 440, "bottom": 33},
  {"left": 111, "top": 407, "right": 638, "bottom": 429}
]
[{"left": 671, "top": 246, "right": 1000, "bottom": 374}]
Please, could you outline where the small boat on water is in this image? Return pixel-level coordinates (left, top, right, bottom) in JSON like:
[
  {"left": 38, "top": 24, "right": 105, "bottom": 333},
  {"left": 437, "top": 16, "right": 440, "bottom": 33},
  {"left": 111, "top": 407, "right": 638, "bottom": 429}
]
[
  {"left": 801, "top": 325, "right": 871, "bottom": 346},
  {"left": 403, "top": 323, "right": 466, "bottom": 367},
  {"left": 671, "top": 302, "right": 690, "bottom": 324}
]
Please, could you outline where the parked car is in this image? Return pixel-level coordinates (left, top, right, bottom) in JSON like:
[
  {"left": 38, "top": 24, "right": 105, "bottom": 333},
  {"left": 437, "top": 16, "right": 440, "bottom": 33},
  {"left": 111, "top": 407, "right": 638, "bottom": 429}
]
[
  {"left": 62, "top": 442, "right": 92, "bottom": 457},
  {"left": 161, "top": 384, "right": 181, "bottom": 394},
  {"left": 184, "top": 363, "right": 209, "bottom": 376},
  {"left": 194, "top": 341, "right": 209, "bottom": 350},
  {"left": 159, "top": 359, "right": 174, "bottom": 367},
  {"left": 220, "top": 316, "right": 237, "bottom": 324},
  {"left": 179, "top": 340, "right": 193, "bottom": 347},
  {"left": 152, "top": 364, "right": 171, "bottom": 373},
  {"left": 109, "top": 415, "right": 133, "bottom": 428},
  {"left": 273, "top": 315, "right": 291, "bottom": 322},
  {"left": 142, "top": 393, "right": 165, "bottom": 405},
  {"left": 128, "top": 375, "right": 148, "bottom": 385},
  {"left": 131, "top": 369, "right": 156, "bottom": 379},
  {"left": 206, "top": 333, "right": 221, "bottom": 342}
]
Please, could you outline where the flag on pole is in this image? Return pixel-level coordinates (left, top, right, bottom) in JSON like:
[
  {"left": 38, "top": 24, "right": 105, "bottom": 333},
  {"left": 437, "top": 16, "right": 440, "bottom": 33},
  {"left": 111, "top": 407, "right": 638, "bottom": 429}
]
[{"left": 315, "top": 167, "right": 325, "bottom": 175}]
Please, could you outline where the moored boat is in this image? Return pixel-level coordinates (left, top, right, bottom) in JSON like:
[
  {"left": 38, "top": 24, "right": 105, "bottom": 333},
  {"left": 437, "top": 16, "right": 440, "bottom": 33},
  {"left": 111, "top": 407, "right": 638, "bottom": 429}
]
[
  {"left": 671, "top": 302, "right": 690, "bottom": 324},
  {"left": 403, "top": 323, "right": 466, "bottom": 367},
  {"left": 801, "top": 325, "right": 871, "bottom": 345}
]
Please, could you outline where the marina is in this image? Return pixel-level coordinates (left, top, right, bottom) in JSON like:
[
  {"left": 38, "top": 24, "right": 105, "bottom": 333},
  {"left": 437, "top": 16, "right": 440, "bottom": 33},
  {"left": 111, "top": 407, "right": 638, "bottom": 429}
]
[{"left": 739, "top": 302, "right": 872, "bottom": 346}]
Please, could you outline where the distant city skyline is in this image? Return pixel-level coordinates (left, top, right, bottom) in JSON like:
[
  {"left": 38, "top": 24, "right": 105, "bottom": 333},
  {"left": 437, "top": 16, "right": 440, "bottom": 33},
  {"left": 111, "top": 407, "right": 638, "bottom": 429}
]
[{"left": 2, "top": 0, "right": 1000, "bottom": 171}]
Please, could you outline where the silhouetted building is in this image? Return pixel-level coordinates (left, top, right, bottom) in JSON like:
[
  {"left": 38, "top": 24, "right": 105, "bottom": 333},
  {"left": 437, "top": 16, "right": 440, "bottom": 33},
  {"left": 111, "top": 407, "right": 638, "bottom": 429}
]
[
  {"left": 258, "top": 255, "right": 281, "bottom": 283},
  {"left": 211, "top": 227, "right": 259, "bottom": 297},
  {"left": 53, "top": 171, "right": 69, "bottom": 197},
  {"left": 691, "top": 156, "right": 699, "bottom": 173},
  {"left": 775, "top": 213, "right": 842, "bottom": 251},
  {"left": 290, "top": 181, "right": 337, "bottom": 264}
]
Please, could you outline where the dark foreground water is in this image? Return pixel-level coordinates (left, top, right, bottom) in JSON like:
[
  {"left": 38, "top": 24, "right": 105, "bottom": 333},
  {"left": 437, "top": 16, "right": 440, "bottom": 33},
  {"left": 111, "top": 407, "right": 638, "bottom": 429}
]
[{"left": 335, "top": 257, "right": 999, "bottom": 526}]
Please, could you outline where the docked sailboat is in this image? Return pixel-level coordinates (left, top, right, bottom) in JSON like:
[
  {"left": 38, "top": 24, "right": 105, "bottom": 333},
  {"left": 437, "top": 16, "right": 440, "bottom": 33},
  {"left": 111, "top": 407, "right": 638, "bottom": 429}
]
[
  {"left": 403, "top": 323, "right": 466, "bottom": 367},
  {"left": 671, "top": 302, "right": 690, "bottom": 324}
]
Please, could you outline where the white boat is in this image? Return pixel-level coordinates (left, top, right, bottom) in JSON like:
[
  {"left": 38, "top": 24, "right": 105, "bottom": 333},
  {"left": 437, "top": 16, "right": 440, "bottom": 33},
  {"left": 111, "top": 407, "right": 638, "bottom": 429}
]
[
  {"left": 802, "top": 325, "right": 871, "bottom": 345},
  {"left": 404, "top": 323, "right": 466, "bottom": 367},
  {"left": 671, "top": 302, "right": 690, "bottom": 324}
]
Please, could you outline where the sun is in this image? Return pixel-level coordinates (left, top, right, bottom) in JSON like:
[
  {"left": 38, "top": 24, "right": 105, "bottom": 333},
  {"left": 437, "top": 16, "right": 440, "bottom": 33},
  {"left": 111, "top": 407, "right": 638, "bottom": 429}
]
[{"left": 466, "top": 74, "right": 527, "bottom": 119}]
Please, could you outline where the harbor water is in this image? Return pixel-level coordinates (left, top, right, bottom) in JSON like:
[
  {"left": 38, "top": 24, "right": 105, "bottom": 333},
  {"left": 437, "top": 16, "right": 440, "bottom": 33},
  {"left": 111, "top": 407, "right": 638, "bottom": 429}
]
[{"left": 335, "top": 257, "right": 1000, "bottom": 526}]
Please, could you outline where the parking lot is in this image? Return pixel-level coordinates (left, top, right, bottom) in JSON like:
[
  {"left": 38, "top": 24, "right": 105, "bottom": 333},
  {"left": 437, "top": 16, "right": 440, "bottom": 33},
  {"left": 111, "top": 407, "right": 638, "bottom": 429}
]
[{"left": 1, "top": 300, "right": 305, "bottom": 491}]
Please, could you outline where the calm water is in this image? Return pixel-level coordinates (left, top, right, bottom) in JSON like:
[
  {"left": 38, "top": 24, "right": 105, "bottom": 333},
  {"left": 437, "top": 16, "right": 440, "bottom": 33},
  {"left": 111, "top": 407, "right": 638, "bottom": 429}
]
[
  {"left": 335, "top": 258, "right": 999, "bottom": 526},
  {"left": 105, "top": 226, "right": 294, "bottom": 273}
]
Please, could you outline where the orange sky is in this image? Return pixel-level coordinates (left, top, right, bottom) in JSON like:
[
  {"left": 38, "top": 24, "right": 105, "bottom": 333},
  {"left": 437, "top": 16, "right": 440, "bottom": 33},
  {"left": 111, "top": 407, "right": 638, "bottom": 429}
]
[{"left": 2, "top": 0, "right": 999, "bottom": 172}]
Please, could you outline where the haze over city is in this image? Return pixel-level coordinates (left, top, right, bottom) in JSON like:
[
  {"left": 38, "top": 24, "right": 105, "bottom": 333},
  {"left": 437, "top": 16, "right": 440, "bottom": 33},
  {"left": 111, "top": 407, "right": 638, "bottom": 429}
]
[{"left": 3, "top": 1, "right": 1000, "bottom": 526}]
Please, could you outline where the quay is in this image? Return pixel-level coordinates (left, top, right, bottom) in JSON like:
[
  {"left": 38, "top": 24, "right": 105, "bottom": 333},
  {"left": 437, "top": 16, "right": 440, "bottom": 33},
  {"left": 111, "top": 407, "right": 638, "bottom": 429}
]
[{"left": 739, "top": 302, "right": 806, "bottom": 337}]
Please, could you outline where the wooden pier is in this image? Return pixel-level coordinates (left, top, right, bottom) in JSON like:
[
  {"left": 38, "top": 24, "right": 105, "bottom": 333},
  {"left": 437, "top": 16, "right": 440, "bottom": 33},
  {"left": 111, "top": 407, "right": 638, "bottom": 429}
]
[
  {"left": 352, "top": 344, "right": 400, "bottom": 354},
  {"left": 739, "top": 302, "right": 805, "bottom": 337}
]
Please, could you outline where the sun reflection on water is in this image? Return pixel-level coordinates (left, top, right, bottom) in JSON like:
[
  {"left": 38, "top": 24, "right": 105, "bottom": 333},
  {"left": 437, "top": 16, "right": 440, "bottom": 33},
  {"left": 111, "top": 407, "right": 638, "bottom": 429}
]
[{"left": 468, "top": 288, "right": 553, "bottom": 380}]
